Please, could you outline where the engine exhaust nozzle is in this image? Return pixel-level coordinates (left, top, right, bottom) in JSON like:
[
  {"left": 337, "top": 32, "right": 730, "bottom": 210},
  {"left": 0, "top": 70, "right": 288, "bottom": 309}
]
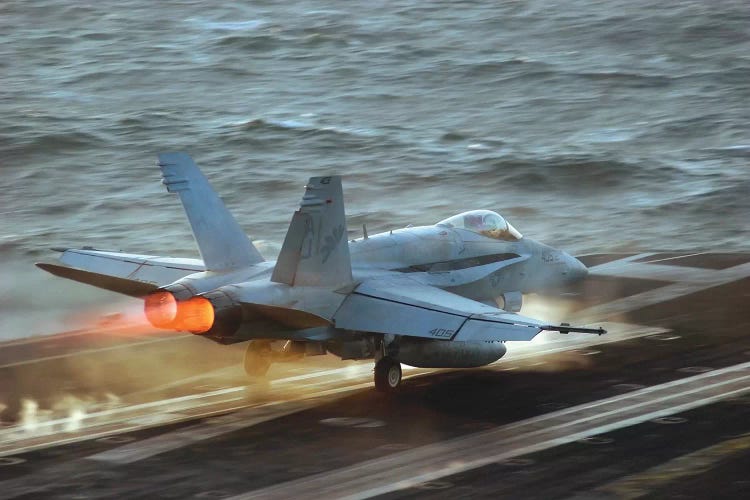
[{"left": 144, "top": 291, "right": 215, "bottom": 334}]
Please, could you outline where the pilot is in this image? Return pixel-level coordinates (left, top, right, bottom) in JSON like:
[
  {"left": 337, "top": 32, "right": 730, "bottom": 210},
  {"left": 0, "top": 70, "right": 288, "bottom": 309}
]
[
  {"left": 479, "top": 214, "right": 510, "bottom": 240},
  {"left": 463, "top": 213, "right": 485, "bottom": 230},
  {"left": 462, "top": 212, "right": 515, "bottom": 241}
]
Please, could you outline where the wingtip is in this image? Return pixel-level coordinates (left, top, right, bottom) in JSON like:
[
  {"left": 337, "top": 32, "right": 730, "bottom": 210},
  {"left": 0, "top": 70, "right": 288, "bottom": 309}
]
[
  {"left": 35, "top": 262, "right": 63, "bottom": 274},
  {"left": 157, "top": 152, "right": 193, "bottom": 166}
]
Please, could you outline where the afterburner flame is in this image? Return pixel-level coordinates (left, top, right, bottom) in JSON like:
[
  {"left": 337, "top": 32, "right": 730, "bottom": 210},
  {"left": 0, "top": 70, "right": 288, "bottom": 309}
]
[
  {"left": 143, "top": 292, "right": 214, "bottom": 334},
  {"left": 175, "top": 296, "right": 214, "bottom": 334},
  {"left": 144, "top": 291, "right": 178, "bottom": 329}
]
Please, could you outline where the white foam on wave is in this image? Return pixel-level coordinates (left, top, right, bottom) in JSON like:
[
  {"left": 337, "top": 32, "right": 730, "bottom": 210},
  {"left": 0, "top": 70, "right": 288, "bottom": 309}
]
[
  {"left": 571, "top": 128, "right": 638, "bottom": 144},
  {"left": 187, "top": 18, "right": 265, "bottom": 32}
]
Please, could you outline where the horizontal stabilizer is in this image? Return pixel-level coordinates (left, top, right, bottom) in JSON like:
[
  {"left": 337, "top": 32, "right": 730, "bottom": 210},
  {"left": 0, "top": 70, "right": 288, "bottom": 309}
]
[
  {"left": 36, "top": 263, "right": 158, "bottom": 297},
  {"left": 59, "top": 248, "right": 202, "bottom": 283},
  {"left": 158, "top": 153, "right": 264, "bottom": 271},
  {"left": 38, "top": 248, "right": 204, "bottom": 297}
]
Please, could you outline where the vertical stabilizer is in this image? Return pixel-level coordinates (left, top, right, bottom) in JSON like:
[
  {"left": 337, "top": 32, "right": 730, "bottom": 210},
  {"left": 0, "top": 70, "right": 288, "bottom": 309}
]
[
  {"left": 271, "top": 176, "right": 352, "bottom": 287},
  {"left": 158, "top": 153, "right": 264, "bottom": 271}
]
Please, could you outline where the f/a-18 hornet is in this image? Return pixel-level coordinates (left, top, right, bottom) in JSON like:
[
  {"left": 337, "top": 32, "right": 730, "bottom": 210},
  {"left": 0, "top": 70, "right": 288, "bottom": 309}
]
[{"left": 39, "top": 153, "right": 604, "bottom": 391}]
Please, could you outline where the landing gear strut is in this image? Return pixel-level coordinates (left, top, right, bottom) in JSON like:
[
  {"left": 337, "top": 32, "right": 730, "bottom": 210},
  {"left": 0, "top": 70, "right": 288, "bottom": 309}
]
[
  {"left": 374, "top": 357, "right": 402, "bottom": 392},
  {"left": 244, "top": 340, "right": 272, "bottom": 378}
]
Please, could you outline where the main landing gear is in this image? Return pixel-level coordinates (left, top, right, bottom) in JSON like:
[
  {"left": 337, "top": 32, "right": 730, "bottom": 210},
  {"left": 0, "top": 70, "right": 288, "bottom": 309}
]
[
  {"left": 374, "top": 357, "right": 402, "bottom": 392},
  {"left": 243, "top": 340, "right": 273, "bottom": 378},
  {"left": 243, "top": 339, "right": 310, "bottom": 379}
]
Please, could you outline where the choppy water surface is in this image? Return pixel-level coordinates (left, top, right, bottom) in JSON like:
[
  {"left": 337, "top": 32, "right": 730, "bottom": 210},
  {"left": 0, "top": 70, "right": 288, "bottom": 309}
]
[{"left": 1, "top": 0, "right": 748, "bottom": 334}]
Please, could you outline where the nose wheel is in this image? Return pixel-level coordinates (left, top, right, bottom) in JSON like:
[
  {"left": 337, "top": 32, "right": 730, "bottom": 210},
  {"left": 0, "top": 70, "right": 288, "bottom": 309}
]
[{"left": 374, "top": 357, "right": 402, "bottom": 392}]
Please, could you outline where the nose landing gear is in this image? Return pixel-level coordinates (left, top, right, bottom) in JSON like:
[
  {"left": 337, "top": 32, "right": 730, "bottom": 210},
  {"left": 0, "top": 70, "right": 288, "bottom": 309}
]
[{"left": 374, "top": 357, "right": 402, "bottom": 392}]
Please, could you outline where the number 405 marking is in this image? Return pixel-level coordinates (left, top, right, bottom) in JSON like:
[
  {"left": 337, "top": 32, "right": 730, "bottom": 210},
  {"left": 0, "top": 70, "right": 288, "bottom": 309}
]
[{"left": 430, "top": 328, "right": 454, "bottom": 338}]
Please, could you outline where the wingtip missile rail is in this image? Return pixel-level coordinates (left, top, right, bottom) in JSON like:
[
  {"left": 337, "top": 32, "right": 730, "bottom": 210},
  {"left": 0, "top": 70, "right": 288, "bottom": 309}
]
[{"left": 542, "top": 323, "right": 607, "bottom": 336}]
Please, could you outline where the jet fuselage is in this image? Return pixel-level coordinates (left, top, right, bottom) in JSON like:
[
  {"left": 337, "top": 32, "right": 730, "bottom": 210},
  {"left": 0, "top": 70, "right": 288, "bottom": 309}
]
[
  {"left": 348, "top": 224, "right": 587, "bottom": 304},
  {"left": 39, "top": 154, "right": 603, "bottom": 391}
]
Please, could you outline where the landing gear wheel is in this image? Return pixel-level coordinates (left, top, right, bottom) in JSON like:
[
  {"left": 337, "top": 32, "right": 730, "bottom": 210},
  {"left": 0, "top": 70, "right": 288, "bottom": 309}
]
[
  {"left": 244, "top": 341, "right": 272, "bottom": 378},
  {"left": 374, "top": 357, "right": 402, "bottom": 392}
]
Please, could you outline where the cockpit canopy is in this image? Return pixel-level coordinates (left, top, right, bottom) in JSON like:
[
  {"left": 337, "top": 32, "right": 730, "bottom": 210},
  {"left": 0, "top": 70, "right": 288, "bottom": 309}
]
[{"left": 437, "top": 210, "right": 523, "bottom": 241}]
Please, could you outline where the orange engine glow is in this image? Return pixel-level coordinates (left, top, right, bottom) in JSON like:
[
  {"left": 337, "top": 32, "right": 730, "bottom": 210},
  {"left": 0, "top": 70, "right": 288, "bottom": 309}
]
[
  {"left": 144, "top": 291, "right": 178, "bottom": 329},
  {"left": 143, "top": 292, "right": 214, "bottom": 334},
  {"left": 174, "top": 296, "right": 215, "bottom": 334}
]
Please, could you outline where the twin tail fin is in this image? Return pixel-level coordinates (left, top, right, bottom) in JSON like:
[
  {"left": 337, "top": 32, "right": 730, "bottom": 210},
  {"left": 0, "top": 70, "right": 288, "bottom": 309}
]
[
  {"left": 158, "top": 153, "right": 265, "bottom": 271},
  {"left": 271, "top": 176, "right": 352, "bottom": 287}
]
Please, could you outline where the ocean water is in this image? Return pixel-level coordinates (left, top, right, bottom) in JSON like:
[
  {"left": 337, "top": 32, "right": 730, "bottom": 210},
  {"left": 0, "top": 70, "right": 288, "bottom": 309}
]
[{"left": 1, "top": 0, "right": 748, "bottom": 336}]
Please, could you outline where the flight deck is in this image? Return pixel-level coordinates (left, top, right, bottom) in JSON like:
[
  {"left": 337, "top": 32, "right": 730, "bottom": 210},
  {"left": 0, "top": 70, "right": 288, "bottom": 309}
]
[{"left": 1, "top": 252, "right": 749, "bottom": 499}]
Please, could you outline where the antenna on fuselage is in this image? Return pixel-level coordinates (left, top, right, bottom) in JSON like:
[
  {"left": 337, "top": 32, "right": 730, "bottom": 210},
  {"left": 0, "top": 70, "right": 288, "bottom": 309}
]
[{"left": 363, "top": 224, "right": 369, "bottom": 240}]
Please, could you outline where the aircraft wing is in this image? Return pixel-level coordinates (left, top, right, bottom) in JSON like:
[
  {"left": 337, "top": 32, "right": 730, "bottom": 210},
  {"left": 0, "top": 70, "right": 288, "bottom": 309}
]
[
  {"left": 333, "top": 276, "right": 593, "bottom": 342},
  {"left": 36, "top": 248, "right": 205, "bottom": 297}
]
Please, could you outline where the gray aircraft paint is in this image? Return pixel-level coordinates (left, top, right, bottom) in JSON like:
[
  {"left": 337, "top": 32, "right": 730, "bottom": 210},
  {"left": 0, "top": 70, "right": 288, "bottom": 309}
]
[{"left": 38, "top": 154, "right": 599, "bottom": 379}]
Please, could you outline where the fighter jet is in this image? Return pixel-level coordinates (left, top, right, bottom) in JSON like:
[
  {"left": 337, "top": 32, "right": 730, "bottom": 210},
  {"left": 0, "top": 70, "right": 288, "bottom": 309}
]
[{"left": 38, "top": 153, "right": 604, "bottom": 391}]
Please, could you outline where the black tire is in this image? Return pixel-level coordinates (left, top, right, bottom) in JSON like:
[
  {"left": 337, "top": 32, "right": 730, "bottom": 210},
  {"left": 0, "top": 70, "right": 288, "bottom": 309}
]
[
  {"left": 374, "top": 357, "right": 402, "bottom": 392},
  {"left": 244, "top": 341, "right": 272, "bottom": 378}
]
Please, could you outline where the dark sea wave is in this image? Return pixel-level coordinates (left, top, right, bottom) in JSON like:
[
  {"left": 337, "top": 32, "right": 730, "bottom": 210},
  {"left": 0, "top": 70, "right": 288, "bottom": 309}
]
[
  {"left": 644, "top": 180, "right": 750, "bottom": 217},
  {"left": 215, "top": 34, "right": 284, "bottom": 52},
  {"left": 475, "top": 155, "right": 684, "bottom": 190},
  {"left": 0, "top": 0, "right": 748, "bottom": 266},
  {"left": 0, "top": 131, "right": 106, "bottom": 159}
]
